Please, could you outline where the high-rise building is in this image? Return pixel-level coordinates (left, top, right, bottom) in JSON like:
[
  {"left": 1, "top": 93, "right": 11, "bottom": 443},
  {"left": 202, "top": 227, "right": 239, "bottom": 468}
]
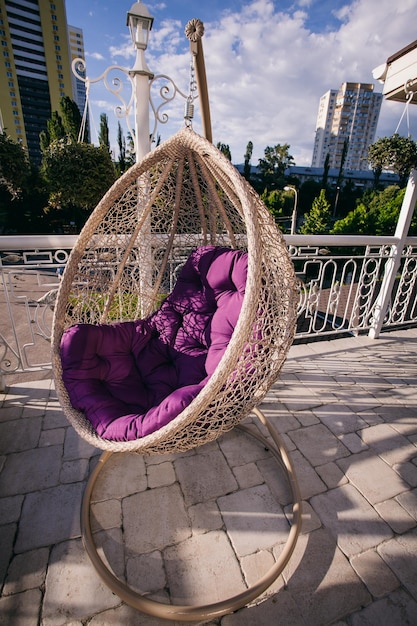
[
  {"left": 0, "top": 0, "right": 85, "bottom": 165},
  {"left": 311, "top": 82, "right": 382, "bottom": 171},
  {"left": 67, "top": 24, "right": 87, "bottom": 124}
]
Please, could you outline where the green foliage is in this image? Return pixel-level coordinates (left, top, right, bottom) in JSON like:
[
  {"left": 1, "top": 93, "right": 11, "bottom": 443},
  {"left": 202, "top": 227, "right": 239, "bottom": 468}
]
[
  {"left": 243, "top": 141, "right": 253, "bottom": 181},
  {"left": 41, "top": 139, "right": 116, "bottom": 216},
  {"left": 331, "top": 185, "right": 415, "bottom": 236},
  {"left": 331, "top": 203, "right": 374, "bottom": 235},
  {"left": 0, "top": 132, "right": 29, "bottom": 197},
  {"left": 40, "top": 97, "right": 84, "bottom": 152},
  {"left": 368, "top": 134, "right": 417, "bottom": 187},
  {"left": 256, "top": 143, "right": 295, "bottom": 191},
  {"left": 216, "top": 142, "right": 232, "bottom": 161},
  {"left": 300, "top": 189, "right": 332, "bottom": 234},
  {"left": 60, "top": 96, "right": 83, "bottom": 142},
  {"left": 261, "top": 189, "right": 285, "bottom": 224},
  {"left": 98, "top": 113, "right": 110, "bottom": 151}
]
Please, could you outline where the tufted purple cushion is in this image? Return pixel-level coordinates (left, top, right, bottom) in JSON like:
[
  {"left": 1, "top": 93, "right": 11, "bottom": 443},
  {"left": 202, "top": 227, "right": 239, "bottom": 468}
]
[{"left": 60, "top": 246, "right": 247, "bottom": 441}]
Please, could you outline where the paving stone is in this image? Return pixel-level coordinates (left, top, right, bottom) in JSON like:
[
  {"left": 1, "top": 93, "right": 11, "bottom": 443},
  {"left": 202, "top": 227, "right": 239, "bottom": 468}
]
[
  {"left": 164, "top": 530, "right": 246, "bottom": 605},
  {"left": 232, "top": 461, "right": 264, "bottom": 489},
  {"left": 280, "top": 528, "right": 371, "bottom": 625},
  {"left": 147, "top": 460, "right": 175, "bottom": 488},
  {"left": 94, "top": 527, "right": 126, "bottom": 581},
  {"left": 123, "top": 483, "right": 191, "bottom": 554},
  {"left": 349, "top": 588, "right": 417, "bottom": 626},
  {"left": 312, "top": 403, "right": 368, "bottom": 435},
  {"left": 3, "top": 547, "right": 49, "bottom": 595},
  {"left": 282, "top": 449, "right": 326, "bottom": 500},
  {"left": 339, "top": 432, "right": 369, "bottom": 454},
  {"left": 240, "top": 549, "right": 278, "bottom": 588},
  {"left": 310, "top": 484, "right": 393, "bottom": 556},
  {"left": 88, "top": 602, "right": 168, "bottom": 625},
  {"left": 60, "top": 458, "right": 89, "bottom": 483},
  {"left": 0, "top": 523, "right": 16, "bottom": 587},
  {"left": 393, "top": 461, "right": 417, "bottom": 487},
  {"left": 218, "top": 428, "right": 271, "bottom": 466},
  {"left": 0, "top": 588, "right": 43, "bottom": 626},
  {"left": 350, "top": 549, "right": 399, "bottom": 598},
  {"left": 360, "top": 423, "right": 417, "bottom": 465},
  {"left": 188, "top": 500, "right": 223, "bottom": 535},
  {"left": 0, "top": 404, "right": 23, "bottom": 422},
  {"left": 91, "top": 452, "right": 147, "bottom": 502},
  {"left": 0, "top": 445, "right": 62, "bottom": 497},
  {"left": 222, "top": 590, "right": 307, "bottom": 626},
  {"left": 284, "top": 500, "right": 321, "bottom": 534},
  {"left": 295, "top": 409, "right": 320, "bottom": 426},
  {"left": 0, "top": 494, "right": 23, "bottom": 525},
  {"left": 218, "top": 483, "right": 291, "bottom": 556},
  {"left": 91, "top": 498, "right": 122, "bottom": 532},
  {"left": 375, "top": 498, "right": 416, "bottom": 534},
  {"left": 288, "top": 424, "right": 350, "bottom": 467},
  {"left": 260, "top": 405, "right": 301, "bottom": 433},
  {"left": 255, "top": 456, "right": 293, "bottom": 506},
  {"left": 126, "top": 550, "right": 166, "bottom": 594},
  {"left": 42, "top": 407, "right": 68, "bottom": 430},
  {"left": 316, "top": 461, "right": 348, "bottom": 489},
  {"left": 379, "top": 529, "right": 417, "bottom": 601},
  {"left": 15, "top": 482, "right": 84, "bottom": 552},
  {"left": 337, "top": 450, "right": 408, "bottom": 505},
  {"left": 64, "top": 426, "right": 99, "bottom": 461},
  {"left": 42, "top": 538, "right": 118, "bottom": 625},
  {"left": 396, "top": 487, "right": 417, "bottom": 520},
  {"left": 39, "top": 426, "right": 65, "bottom": 447},
  {"left": 0, "top": 416, "right": 42, "bottom": 454},
  {"left": 174, "top": 447, "right": 238, "bottom": 505}
]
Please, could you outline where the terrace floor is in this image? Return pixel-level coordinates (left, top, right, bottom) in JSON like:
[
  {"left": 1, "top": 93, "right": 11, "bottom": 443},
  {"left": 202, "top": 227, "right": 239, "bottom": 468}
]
[{"left": 1, "top": 328, "right": 417, "bottom": 625}]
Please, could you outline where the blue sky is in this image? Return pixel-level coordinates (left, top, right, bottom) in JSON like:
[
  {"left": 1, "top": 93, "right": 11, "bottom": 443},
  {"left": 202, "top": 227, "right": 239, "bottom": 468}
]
[{"left": 65, "top": 0, "right": 417, "bottom": 164}]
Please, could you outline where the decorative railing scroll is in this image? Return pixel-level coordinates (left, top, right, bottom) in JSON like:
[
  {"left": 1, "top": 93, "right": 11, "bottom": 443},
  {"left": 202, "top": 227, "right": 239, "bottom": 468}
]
[
  {"left": 72, "top": 58, "right": 188, "bottom": 152},
  {"left": 1, "top": 236, "right": 417, "bottom": 385}
]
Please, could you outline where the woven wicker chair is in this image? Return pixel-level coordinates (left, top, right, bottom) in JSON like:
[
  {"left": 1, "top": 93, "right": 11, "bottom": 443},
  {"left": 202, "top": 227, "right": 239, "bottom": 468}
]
[{"left": 51, "top": 127, "right": 301, "bottom": 621}]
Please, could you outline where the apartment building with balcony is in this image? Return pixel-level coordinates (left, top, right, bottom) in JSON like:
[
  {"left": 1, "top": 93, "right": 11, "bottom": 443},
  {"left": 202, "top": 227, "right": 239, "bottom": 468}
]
[
  {"left": 0, "top": 0, "right": 85, "bottom": 165},
  {"left": 311, "top": 82, "right": 382, "bottom": 171}
]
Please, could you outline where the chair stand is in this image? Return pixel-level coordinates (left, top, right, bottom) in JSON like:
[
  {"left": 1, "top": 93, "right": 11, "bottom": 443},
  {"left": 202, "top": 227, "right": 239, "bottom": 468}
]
[{"left": 81, "top": 408, "right": 302, "bottom": 622}]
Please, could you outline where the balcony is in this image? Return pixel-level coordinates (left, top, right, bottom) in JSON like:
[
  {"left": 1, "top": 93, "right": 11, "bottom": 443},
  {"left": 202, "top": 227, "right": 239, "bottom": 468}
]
[
  {"left": 1, "top": 233, "right": 417, "bottom": 623},
  {"left": 1, "top": 233, "right": 417, "bottom": 387}
]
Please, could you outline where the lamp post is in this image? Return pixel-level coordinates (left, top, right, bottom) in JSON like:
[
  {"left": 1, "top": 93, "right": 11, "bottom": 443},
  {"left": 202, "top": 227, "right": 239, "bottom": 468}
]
[
  {"left": 126, "top": 2, "right": 154, "bottom": 161},
  {"left": 284, "top": 186, "right": 298, "bottom": 235}
]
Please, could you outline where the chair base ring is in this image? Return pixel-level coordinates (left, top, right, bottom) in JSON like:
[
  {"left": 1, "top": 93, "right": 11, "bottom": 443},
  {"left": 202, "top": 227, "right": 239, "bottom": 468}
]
[{"left": 81, "top": 409, "right": 302, "bottom": 622}]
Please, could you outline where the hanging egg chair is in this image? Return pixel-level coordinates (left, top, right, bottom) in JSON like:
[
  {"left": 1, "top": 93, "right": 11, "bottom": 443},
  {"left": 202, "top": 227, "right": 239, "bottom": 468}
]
[{"left": 51, "top": 19, "right": 301, "bottom": 623}]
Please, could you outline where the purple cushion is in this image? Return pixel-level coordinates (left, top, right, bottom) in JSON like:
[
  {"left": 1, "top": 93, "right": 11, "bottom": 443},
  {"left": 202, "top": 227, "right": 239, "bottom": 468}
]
[{"left": 60, "top": 246, "right": 247, "bottom": 441}]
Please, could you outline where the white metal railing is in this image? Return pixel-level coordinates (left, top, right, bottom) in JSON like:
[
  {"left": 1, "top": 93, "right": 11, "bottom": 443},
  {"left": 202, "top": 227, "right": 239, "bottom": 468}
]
[{"left": 1, "top": 233, "right": 417, "bottom": 388}]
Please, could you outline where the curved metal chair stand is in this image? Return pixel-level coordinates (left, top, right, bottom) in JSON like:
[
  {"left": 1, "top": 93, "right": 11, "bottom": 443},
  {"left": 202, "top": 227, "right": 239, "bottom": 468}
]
[
  {"left": 81, "top": 407, "right": 302, "bottom": 622},
  {"left": 51, "top": 127, "right": 301, "bottom": 621}
]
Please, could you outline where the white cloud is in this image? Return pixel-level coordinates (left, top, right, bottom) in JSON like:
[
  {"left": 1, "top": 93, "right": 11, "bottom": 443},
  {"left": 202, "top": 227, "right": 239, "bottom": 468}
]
[
  {"left": 86, "top": 51, "right": 105, "bottom": 61},
  {"left": 87, "top": 0, "right": 417, "bottom": 165},
  {"left": 144, "top": 0, "right": 417, "bottom": 164}
]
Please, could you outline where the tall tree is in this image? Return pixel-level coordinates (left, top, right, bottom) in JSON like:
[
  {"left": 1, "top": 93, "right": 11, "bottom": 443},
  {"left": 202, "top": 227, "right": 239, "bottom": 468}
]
[
  {"left": 256, "top": 143, "right": 295, "bottom": 191},
  {"left": 368, "top": 134, "right": 417, "bottom": 187},
  {"left": 0, "top": 132, "right": 29, "bottom": 197},
  {"left": 98, "top": 113, "right": 110, "bottom": 151},
  {"left": 216, "top": 142, "right": 231, "bottom": 161},
  {"left": 300, "top": 189, "right": 332, "bottom": 234},
  {"left": 321, "top": 153, "right": 330, "bottom": 188},
  {"left": 60, "top": 96, "right": 83, "bottom": 141},
  {"left": 243, "top": 141, "right": 253, "bottom": 181},
  {"left": 41, "top": 139, "right": 116, "bottom": 229},
  {"left": 117, "top": 122, "right": 126, "bottom": 175}
]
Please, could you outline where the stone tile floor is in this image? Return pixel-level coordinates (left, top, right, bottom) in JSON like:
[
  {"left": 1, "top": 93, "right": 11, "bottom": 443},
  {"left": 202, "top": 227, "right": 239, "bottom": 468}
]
[{"left": 1, "top": 328, "right": 417, "bottom": 625}]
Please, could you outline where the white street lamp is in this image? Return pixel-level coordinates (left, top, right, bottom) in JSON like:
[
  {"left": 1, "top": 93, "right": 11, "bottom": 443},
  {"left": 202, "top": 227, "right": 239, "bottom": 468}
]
[
  {"left": 284, "top": 186, "right": 298, "bottom": 235},
  {"left": 126, "top": 2, "right": 154, "bottom": 161}
]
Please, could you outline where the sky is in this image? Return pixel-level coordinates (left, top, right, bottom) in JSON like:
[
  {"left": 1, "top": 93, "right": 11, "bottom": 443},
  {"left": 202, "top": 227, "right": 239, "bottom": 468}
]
[{"left": 65, "top": 0, "right": 417, "bottom": 165}]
